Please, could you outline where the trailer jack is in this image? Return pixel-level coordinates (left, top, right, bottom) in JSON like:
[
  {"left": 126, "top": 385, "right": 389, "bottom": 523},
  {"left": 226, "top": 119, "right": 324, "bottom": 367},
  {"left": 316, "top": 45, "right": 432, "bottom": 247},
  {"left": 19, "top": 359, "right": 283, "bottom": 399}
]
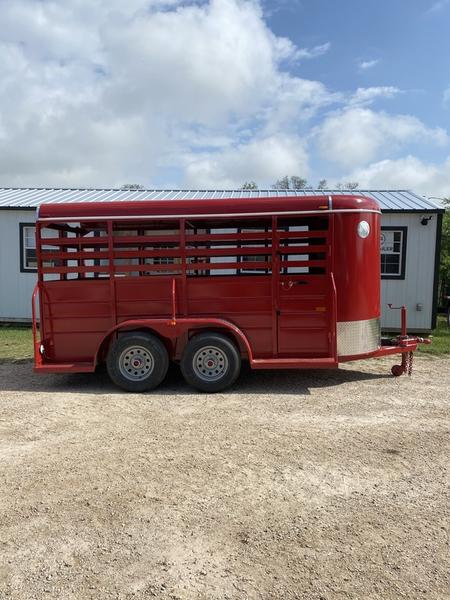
[{"left": 387, "top": 305, "right": 432, "bottom": 376}]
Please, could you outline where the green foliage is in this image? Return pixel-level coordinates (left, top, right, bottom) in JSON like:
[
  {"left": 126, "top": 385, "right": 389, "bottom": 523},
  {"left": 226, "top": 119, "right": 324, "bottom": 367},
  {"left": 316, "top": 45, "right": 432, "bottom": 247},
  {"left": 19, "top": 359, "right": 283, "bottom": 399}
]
[
  {"left": 418, "top": 316, "right": 450, "bottom": 356},
  {"left": 272, "top": 176, "right": 290, "bottom": 190},
  {"left": 336, "top": 182, "right": 359, "bottom": 190},
  {"left": 120, "top": 183, "right": 145, "bottom": 190},
  {"left": 290, "top": 176, "right": 309, "bottom": 190},
  {"left": 0, "top": 327, "right": 33, "bottom": 361},
  {"left": 439, "top": 199, "right": 450, "bottom": 302},
  {"left": 272, "top": 176, "right": 309, "bottom": 190},
  {"left": 241, "top": 181, "right": 258, "bottom": 190}
]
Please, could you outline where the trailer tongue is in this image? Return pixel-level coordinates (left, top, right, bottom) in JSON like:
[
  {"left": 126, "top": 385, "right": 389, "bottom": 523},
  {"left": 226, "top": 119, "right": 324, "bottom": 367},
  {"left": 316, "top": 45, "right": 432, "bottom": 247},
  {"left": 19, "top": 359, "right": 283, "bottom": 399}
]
[{"left": 375, "top": 304, "right": 432, "bottom": 376}]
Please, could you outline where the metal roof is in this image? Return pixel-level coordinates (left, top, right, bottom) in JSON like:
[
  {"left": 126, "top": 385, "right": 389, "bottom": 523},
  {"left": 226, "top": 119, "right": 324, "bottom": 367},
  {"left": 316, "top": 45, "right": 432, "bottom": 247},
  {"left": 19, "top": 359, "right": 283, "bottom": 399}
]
[{"left": 0, "top": 187, "right": 444, "bottom": 212}]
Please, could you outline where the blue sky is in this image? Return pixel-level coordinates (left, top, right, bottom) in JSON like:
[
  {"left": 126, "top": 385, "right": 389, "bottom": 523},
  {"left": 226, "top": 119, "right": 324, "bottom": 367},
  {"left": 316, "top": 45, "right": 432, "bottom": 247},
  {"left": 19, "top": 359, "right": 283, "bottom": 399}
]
[
  {"left": 264, "top": 0, "right": 450, "bottom": 190},
  {"left": 0, "top": 0, "right": 449, "bottom": 196},
  {"left": 269, "top": 0, "right": 449, "bottom": 128}
]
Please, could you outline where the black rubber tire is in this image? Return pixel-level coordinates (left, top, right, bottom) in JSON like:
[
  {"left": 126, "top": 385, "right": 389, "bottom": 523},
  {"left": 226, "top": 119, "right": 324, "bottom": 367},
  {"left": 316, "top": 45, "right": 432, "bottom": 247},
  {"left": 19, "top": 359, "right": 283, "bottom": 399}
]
[
  {"left": 180, "top": 332, "right": 241, "bottom": 393},
  {"left": 106, "top": 332, "right": 169, "bottom": 392}
]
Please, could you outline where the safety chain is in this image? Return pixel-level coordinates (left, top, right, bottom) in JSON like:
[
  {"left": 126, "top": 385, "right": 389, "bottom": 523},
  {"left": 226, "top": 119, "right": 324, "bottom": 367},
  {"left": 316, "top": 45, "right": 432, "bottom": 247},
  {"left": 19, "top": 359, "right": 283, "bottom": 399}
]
[{"left": 406, "top": 351, "right": 414, "bottom": 376}]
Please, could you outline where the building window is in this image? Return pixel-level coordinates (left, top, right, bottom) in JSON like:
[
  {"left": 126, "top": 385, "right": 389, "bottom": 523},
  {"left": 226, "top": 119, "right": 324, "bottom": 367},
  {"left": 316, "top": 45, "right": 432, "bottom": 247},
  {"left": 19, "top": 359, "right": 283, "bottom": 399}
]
[
  {"left": 146, "top": 250, "right": 180, "bottom": 275},
  {"left": 381, "top": 227, "right": 407, "bottom": 280},
  {"left": 20, "top": 223, "right": 37, "bottom": 272}
]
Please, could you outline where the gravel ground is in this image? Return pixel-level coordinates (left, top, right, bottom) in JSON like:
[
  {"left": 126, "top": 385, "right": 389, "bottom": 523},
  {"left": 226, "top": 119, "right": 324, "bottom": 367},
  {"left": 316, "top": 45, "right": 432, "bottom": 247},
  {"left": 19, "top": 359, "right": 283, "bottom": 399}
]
[{"left": 0, "top": 356, "right": 449, "bottom": 600}]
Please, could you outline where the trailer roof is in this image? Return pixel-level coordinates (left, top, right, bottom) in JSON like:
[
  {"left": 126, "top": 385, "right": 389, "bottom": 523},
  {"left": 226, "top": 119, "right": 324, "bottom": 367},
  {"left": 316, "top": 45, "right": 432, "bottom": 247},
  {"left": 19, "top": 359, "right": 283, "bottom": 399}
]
[
  {"left": 0, "top": 187, "right": 444, "bottom": 213},
  {"left": 37, "top": 194, "right": 380, "bottom": 222}
]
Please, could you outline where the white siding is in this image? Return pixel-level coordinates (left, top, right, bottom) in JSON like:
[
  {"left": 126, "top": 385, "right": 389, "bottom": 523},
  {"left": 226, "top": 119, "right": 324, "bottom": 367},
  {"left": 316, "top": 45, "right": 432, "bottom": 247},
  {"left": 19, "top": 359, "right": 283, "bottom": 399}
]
[
  {"left": 0, "top": 210, "right": 37, "bottom": 321},
  {"left": 381, "top": 213, "right": 437, "bottom": 331}
]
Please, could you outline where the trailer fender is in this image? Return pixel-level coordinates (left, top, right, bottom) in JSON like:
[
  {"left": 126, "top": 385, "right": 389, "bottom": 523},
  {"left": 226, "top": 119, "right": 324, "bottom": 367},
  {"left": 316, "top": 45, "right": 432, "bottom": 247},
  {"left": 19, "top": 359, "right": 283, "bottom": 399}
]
[{"left": 93, "top": 318, "right": 254, "bottom": 366}]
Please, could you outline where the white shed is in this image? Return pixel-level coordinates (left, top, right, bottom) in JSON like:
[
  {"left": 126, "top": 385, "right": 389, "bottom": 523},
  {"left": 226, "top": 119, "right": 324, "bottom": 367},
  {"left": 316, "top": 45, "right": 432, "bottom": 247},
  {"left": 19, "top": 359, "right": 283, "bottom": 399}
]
[{"left": 0, "top": 188, "right": 443, "bottom": 332}]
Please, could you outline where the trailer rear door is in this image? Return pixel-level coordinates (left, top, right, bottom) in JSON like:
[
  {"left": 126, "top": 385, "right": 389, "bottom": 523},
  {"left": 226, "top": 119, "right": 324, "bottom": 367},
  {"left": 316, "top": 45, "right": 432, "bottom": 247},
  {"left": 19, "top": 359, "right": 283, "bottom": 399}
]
[{"left": 276, "top": 216, "right": 332, "bottom": 358}]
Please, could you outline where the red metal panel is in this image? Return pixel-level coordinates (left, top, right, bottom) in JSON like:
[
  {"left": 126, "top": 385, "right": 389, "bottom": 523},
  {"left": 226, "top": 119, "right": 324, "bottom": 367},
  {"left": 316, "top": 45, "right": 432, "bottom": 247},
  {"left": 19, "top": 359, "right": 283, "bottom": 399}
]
[
  {"left": 40, "top": 280, "right": 113, "bottom": 362},
  {"left": 115, "top": 277, "right": 176, "bottom": 320},
  {"left": 332, "top": 212, "right": 381, "bottom": 323},
  {"left": 277, "top": 277, "right": 330, "bottom": 357},
  {"left": 186, "top": 276, "right": 273, "bottom": 357}
]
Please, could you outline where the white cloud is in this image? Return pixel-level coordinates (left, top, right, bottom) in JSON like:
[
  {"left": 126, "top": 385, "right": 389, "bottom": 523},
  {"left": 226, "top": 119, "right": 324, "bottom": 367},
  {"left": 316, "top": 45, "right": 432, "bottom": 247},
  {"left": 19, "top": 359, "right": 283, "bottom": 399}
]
[
  {"left": 427, "top": 0, "right": 450, "bottom": 13},
  {"left": 350, "top": 86, "right": 400, "bottom": 106},
  {"left": 294, "top": 42, "right": 331, "bottom": 61},
  {"left": 261, "top": 75, "right": 340, "bottom": 134},
  {"left": 98, "top": 0, "right": 297, "bottom": 124},
  {"left": 0, "top": 0, "right": 448, "bottom": 194},
  {"left": 345, "top": 155, "right": 450, "bottom": 198},
  {"left": 183, "top": 134, "right": 310, "bottom": 188},
  {"left": 316, "top": 107, "right": 448, "bottom": 169},
  {"left": 0, "top": 0, "right": 334, "bottom": 186},
  {"left": 443, "top": 87, "right": 450, "bottom": 107},
  {"left": 358, "top": 59, "right": 379, "bottom": 71}
]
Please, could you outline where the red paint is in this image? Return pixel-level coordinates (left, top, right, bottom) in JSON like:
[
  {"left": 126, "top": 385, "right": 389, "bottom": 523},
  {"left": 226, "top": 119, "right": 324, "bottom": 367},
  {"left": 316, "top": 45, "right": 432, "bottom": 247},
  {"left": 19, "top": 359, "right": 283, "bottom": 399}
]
[
  {"left": 32, "top": 195, "right": 426, "bottom": 379},
  {"left": 333, "top": 211, "right": 380, "bottom": 323},
  {"left": 37, "top": 195, "right": 380, "bottom": 221}
]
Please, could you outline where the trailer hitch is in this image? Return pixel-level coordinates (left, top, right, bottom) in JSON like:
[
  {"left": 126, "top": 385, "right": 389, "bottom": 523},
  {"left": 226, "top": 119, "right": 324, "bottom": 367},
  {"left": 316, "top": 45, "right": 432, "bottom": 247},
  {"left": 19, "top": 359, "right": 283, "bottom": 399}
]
[{"left": 387, "top": 304, "right": 431, "bottom": 376}]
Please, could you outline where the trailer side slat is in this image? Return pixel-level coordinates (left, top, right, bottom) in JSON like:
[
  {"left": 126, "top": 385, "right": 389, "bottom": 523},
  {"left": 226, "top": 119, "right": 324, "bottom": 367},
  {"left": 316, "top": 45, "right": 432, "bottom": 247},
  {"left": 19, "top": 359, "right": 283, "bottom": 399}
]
[{"left": 41, "top": 247, "right": 328, "bottom": 263}]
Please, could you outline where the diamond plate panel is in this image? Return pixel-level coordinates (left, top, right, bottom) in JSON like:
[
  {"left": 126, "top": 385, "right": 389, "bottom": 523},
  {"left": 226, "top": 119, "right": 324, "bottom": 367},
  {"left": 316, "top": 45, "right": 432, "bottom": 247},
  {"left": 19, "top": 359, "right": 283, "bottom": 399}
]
[{"left": 337, "top": 318, "right": 380, "bottom": 357}]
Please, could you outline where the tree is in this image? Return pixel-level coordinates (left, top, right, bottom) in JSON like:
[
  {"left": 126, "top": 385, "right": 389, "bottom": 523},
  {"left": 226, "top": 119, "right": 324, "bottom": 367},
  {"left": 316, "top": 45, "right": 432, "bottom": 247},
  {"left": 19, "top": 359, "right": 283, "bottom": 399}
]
[
  {"left": 241, "top": 181, "right": 258, "bottom": 190},
  {"left": 272, "top": 176, "right": 308, "bottom": 190},
  {"left": 290, "top": 176, "right": 309, "bottom": 190},
  {"left": 317, "top": 179, "right": 328, "bottom": 190},
  {"left": 439, "top": 199, "right": 450, "bottom": 306},
  {"left": 272, "top": 176, "right": 290, "bottom": 190},
  {"left": 336, "top": 181, "right": 359, "bottom": 191},
  {"left": 121, "top": 183, "right": 145, "bottom": 190}
]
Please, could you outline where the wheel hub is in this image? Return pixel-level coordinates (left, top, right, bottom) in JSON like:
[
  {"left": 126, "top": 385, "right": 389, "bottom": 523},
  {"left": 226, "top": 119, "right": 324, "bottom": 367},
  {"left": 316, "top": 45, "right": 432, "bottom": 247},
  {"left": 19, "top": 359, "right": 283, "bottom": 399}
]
[
  {"left": 118, "top": 346, "right": 155, "bottom": 382},
  {"left": 193, "top": 346, "right": 229, "bottom": 382}
]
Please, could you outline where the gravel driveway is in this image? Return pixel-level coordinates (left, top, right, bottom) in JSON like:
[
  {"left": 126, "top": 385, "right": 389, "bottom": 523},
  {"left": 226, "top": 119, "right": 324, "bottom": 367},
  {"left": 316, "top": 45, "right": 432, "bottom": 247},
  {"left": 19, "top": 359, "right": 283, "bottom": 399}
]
[{"left": 0, "top": 356, "right": 449, "bottom": 600}]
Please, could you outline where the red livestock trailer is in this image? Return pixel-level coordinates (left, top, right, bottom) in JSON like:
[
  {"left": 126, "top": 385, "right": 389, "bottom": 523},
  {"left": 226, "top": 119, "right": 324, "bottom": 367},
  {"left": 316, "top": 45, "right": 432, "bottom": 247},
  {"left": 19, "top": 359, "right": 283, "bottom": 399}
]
[{"left": 32, "top": 194, "right": 429, "bottom": 392}]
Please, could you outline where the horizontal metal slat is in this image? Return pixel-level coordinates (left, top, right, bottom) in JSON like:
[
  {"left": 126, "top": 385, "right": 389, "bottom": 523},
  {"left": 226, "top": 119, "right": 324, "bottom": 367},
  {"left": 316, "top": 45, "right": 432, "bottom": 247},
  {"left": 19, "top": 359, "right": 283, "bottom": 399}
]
[
  {"left": 277, "top": 230, "right": 328, "bottom": 240},
  {"left": 279, "top": 260, "right": 327, "bottom": 269},
  {"left": 279, "top": 245, "right": 327, "bottom": 254},
  {"left": 187, "top": 231, "right": 272, "bottom": 242},
  {"left": 114, "top": 264, "right": 182, "bottom": 273},
  {"left": 186, "top": 247, "right": 270, "bottom": 258},
  {"left": 40, "top": 250, "right": 110, "bottom": 261},
  {"left": 41, "top": 265, "right": 111, "bottom": 274},
  {"left": 112, "top": 235, "right": 180, "bottom": 245},
  {"left": 187, "top": 260, "right": 271, "bottom": 271},
  {"left": 41, "top": 237, "right": 108, "bottom": 247}
]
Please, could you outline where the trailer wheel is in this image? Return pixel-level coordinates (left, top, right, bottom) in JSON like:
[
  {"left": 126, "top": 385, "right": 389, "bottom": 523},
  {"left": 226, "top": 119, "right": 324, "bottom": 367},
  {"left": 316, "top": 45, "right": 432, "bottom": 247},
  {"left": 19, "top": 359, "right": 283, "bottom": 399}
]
[
  {"left": 391, "top": 364, "right": 404, "bottom": 377},
  {"left": 107, "top": 332, "right": 169, "bottom": 392},
  {"left": 181, "top": 332, "right": 241, "bottom": 392}
]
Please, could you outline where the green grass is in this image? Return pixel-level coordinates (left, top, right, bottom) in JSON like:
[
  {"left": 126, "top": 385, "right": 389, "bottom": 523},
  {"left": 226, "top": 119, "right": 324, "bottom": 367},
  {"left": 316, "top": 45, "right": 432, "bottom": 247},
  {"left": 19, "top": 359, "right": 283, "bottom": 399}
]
[
  {"left": 0, "top": 316, "right": 448, "bottom": 362},
  {"left": 0, "top": 326, "right": 34, "bottom": 361},
  {"left": 418, "top": 316, "right": 450, "bottom": 356}
]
